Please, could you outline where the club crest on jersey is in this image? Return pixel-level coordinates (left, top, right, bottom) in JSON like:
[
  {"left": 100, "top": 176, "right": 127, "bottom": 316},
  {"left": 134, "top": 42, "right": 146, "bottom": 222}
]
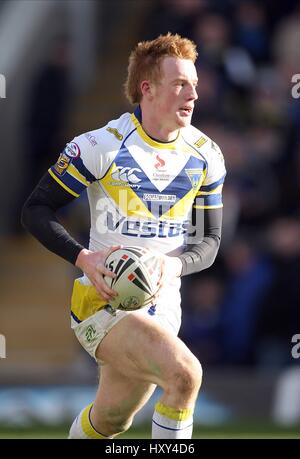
[
  {"left": 185, "top": 169, "right": 203, "bottom": 191},
  {"left": 64, "top": 142, "right": 81, "bottom": 158},
  {"left": 54, "top": 152, "right": 71, "bottom": 175}
]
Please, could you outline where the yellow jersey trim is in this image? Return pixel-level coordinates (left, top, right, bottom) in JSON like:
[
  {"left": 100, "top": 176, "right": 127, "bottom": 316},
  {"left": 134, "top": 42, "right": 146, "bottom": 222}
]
[
  {"left": 131, "top": 113, "right": 180, "bottom": 150},
  {"left": 68, "top": 163, "right": 91, "bottom": 187},
  {"left": 48, "top": 169, "right": 80, "bottom": 197},
  {"left": 155, "top": 401, "right": 193, "bottom": 421},
  {"left": 197, "top": 184, "right": 223, "bottom": 196},
  {"left": 193, "top": 204, "right": 223, "bottom": 209},
  {"left": 81, "top": 404, "right": 107, "bottom": 439}
]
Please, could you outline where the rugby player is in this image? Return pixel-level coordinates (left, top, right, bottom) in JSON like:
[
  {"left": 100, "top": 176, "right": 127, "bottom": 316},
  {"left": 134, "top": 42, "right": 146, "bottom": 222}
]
[{"left": 22, "top": 33, "right": 226, "bottom": 439}]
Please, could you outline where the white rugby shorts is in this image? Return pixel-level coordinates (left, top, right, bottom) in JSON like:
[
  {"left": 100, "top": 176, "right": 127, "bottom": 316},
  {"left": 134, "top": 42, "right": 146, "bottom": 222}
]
[{"left": 71, "top": 276, "right": 182, "bottom": 363}]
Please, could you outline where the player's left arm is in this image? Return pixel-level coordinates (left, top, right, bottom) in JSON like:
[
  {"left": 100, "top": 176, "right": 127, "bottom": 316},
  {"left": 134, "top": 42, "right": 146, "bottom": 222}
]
[
  {"left": 178, "top": 206, "right": 222, "bottom": 276},
  {"left": 157, "top": 206, "right": 222, "bottom": 285}
]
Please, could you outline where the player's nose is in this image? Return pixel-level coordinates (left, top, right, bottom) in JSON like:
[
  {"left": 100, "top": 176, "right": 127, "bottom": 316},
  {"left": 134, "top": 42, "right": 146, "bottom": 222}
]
[{"left": 186, "top": 84, "right": 198, "bottom": 101}]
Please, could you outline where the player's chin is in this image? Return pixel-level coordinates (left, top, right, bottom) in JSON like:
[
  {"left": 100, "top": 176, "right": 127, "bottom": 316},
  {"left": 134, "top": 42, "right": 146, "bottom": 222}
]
[{"left": 176, "top": 113, "right": 192, "bottom": 127}]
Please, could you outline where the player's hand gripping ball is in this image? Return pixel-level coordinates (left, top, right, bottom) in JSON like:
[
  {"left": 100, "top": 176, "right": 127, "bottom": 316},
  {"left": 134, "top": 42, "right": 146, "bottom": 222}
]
[{"left": 104, "top": 246, "right": 161, "bottom": 311}]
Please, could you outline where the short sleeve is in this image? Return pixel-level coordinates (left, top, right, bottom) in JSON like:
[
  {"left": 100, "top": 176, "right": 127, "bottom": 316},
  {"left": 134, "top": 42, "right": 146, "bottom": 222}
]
[
  {"left": 48, "top": 134, "right": 101, "bottom": 197},
  {"left": 194, "top": 141, "right": 226, "bottom": 209}
]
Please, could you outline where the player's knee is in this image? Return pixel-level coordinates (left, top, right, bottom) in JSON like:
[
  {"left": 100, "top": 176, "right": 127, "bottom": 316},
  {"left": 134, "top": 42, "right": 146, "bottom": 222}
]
[{"left": 170, "top": 356, "right": 203, "bottom": 397}]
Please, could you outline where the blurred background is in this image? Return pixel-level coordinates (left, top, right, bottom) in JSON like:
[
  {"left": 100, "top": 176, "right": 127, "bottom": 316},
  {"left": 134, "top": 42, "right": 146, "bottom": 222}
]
[{"left": 0, "top": 0, "right": 300, "bottom": 438}]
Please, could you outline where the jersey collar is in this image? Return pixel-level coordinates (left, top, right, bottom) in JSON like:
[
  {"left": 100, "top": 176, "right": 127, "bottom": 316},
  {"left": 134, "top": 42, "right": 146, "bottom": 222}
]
[{"left": 131, "top": 105, "right": 180, "bottom": 150}]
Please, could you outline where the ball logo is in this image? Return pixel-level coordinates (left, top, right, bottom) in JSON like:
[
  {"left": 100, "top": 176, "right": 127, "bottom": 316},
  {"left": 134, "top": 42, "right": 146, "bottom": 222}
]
[{"left": 122, "top": 296, "right": 140, "bottom": 310}]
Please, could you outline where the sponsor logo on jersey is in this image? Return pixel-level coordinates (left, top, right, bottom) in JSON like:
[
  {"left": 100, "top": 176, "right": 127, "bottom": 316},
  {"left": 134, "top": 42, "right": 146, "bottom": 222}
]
[
  {"left": 142, "top": 193, "right": 176, "bottom": 202},
  {"left": 104, "top": 211, "right": 190, "bottom": 238},
  {"left": 194, "top": 136, "right": 208, "bottom": 148},
  {"left": 111, "top": 166, "right": 142, "bottom": 184},
  {"left": 84, "top": 132, "right": 97, "bottom": 146},
  {"left": 154, "top": 154, "right": 166, "bottom": 171},
  {"left": 54, "top": 152, "right": 71, "bottom": 175},
  {"left": 64, "top": 142, "right": 81, "bottom": 158},
  {"left": 106, "top": 127, "right": 123, "bottom": 141},
  {"left": 185, "top": 169, "right": 203, "bottom": 191},
  {"left": 152, "top": 172, "right": 175, "bottom": 182}
]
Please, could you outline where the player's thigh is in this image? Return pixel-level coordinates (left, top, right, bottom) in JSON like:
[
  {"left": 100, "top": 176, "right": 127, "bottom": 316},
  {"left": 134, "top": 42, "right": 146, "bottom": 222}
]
[
  {"left": 93, "top": 364, "right": 156, "bottom": 420},
  {"left": 96, "top": 311, "right": 200, "bottom": 388}
]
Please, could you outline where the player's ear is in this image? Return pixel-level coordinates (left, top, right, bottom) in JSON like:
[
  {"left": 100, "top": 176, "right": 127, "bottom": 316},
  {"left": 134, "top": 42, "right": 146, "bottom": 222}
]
[{"left": 140, "top": 80, "right": 154, "bottom": 100}]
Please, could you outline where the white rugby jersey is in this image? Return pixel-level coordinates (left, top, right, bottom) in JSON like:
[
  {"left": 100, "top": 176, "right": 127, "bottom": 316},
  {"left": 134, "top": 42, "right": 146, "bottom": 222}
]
[{"left": 49, "top": 107, "right": 226, "bottom": 255}]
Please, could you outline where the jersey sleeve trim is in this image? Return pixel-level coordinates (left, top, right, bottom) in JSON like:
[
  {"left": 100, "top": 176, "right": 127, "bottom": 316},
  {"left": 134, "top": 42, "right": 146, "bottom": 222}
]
[
  {"left": 197, "top": 184, "right": 223, "bottom": 196},
  {"left": 67, "top": 163, "right": 91, "bottom": 187},
  {"left": 194, "top": 193, "right": 222, "bottom": 209},
  {"left": 194, "top": 204, "right": 223, "bottom": 209},
  {"left": 48, "top": 169, "right": 80, "bottom": 197},
  {"left": 199, "top": 174, "right": 226, "bottom": 192}
]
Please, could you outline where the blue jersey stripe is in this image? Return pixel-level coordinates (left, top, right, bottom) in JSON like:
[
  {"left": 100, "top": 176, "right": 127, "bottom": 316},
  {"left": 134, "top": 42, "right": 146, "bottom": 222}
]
[
  {"left": 200, "top": 174, "right": 226, "bottom": 192},
  {"left": 72, "top": 157, "right": 98, "bottom": 183},
  {"left": 197, "top": 193, "right": 222, "bottom": 207},
  {"left": 50, "top": 168, "right": 87, "bottom": 195}
]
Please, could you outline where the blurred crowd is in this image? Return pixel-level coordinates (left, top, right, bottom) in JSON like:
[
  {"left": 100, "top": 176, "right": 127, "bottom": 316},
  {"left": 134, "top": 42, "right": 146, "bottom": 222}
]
[
  {"left": 140, "top": 0, "right": 300, "bottom": 367},
  {"left": 19, "top": 0, "right": 300, "bottom": 369}
]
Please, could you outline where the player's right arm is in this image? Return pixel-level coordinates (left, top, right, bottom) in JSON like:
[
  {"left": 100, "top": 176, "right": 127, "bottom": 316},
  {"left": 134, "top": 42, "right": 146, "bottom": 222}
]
[{"left": 21, "top": 149, "right": 117, "bottom": 301}]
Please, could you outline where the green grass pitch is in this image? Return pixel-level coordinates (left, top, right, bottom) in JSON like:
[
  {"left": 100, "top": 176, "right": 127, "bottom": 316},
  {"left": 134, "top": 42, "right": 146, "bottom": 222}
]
[{"left": 0, "top": 423, "right": 299, "bottom": 439}]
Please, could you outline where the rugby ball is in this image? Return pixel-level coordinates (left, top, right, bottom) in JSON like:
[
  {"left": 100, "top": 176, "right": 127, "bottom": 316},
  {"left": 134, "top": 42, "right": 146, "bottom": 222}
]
[{"left": 104, "top": 246, "right": 161, "bottom": 311}]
